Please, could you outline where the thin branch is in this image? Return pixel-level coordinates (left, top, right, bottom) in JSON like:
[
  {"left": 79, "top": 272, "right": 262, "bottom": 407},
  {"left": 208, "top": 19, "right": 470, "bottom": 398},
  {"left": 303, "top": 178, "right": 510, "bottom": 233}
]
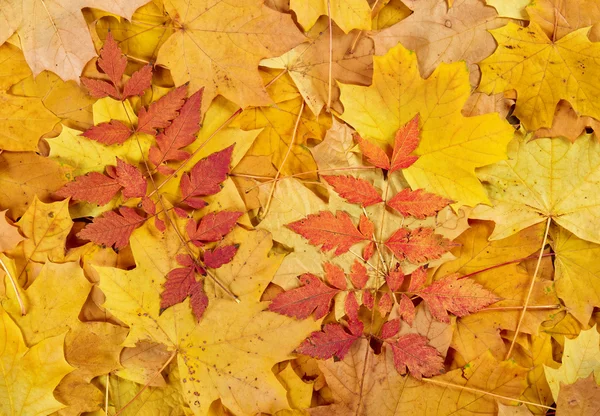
[
  {"left": 105, "top": 373, "right": 110, "bottom": 416},
  {"left": 265, "top": 68, "right": 288, "bottom": 88},
  {"left": 349, "top": 0, "right": 381, "bottom": 53},
  {"left": 326, "top": 0, "right": 333, "bottom": 112},
  {"left": 0, "top": 256, "right": 25, "bottom": 316},
  {"left": 482, "top": 304, "right": 561, "bottom": 312},
  {"left": 457, "top": 252, "right": 555, "bottom": 281},
  {"left": 505, "top": 216, "right": 552, "bottom": 359}
]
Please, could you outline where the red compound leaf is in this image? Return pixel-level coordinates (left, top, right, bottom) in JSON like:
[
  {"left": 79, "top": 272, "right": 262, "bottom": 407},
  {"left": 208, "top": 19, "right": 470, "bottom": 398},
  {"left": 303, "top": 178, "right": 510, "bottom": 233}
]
[
  {"left": 384, "top": 227, "right": 455, "bottom": 263},
  {"left": 268, "top": 274, "right": 340, "bottom": 320},
  {"left": 287, "top": 211, "right": 367, "bottom": 256},
  {"left": 160, "top": 258, "right": 208, "bottom": 321},
  {"left": 97, "top": 33, "right": 126, "bottom": 87},
  {"left": 78, "top": 207, "right": 145, "bottom": 249},
  {"left": 355, "top": 134, "right": 390, "bottom": 170},
  {"left": 56, "top": 172, "right": 121, "bottom": 205},
  {"left": 186, "top": 211, "right": 242, "bottom": 245},
  {"left": 322, "top": 175, "right": 382, "bottom": 207},
  {"left": 296, "top": 323, "right": 360, "bottom": 360},
  {"left": 389, "top": 114, "right": 420, "bottom": 172},
  {"left": 82, "top": 120, "right": 132, "bottom": 145},
  {"left": 137, "top": 85, "right": 187, "bottom": 134},
  {"left": 389, "top": 333, "right": 444, "bottom": 379},
  {"left": 204, "top": 245, "right": 238, "bottom": 269},
  {"left": 387, "top": 188, "right": 452, "bottom": 219},
  {"left": 415, "top": 274, "right": 500, "bottom": 323},
  {"left": 115, "top": 158, "right": 146, "bottom": 199},
  {"left": 181, "top": 145, "right": 234, "bottom": 209}
]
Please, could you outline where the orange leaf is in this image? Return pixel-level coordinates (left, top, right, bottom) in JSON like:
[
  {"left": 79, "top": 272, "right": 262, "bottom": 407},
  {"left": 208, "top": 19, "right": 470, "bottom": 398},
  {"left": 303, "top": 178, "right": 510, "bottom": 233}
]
[
  {"left": 56, "top": 172, "right": 120, "bottom": 205},
  {"left": 384, "top": 227, "right": 455, "bottom": 263},
  {"left": 97, "top": 33, "right": 126, "bottom": 87},
  {"left": 114, "top": 158, "right": 146, "bottom": 199},
  {"left": 81, "top": 120, "right": 132, "bottom": 145},
  {"left": 122, "top": 65, "right": 152, "bottom": 99},
  {"left": 268, "top": 274, "right": 340, "bottom": 320},
  {"left": 389, "top": 114, "right": 420, "bottom": 172},
  {"left": 350, "top": 260, "right": 368, "bottom": 289},
  {"left": 389, "top": 333, "right": 444, "bottom": 379},
  {"left": 387, "top": 188, "right": 452, "bottom": 219},
  {"left": 137, "top": 85, "right": 188, "bottom": 134},
  {"left": 322, "top": 175, "right": 382, "bottom": 207},
  {"left": 324, "top": 263, "right": 347, "bottom": 290},
  {"left": 355, "top": 134, "right": 390, "bottom": 169},
  {"left": 78, "top": 207, "right": 145, "bottom": 249},
  {"left": 80, "top": 77, "right": 119, "bottom": 99}
]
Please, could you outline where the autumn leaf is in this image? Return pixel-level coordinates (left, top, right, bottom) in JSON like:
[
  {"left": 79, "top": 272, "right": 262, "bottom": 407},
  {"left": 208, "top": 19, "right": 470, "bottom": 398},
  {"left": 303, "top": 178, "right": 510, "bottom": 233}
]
[
  {"left": 389, "top": 333, "right": 445, "bottom": 379},
  {"left": 78, "top": 207, "right": 145, "bottom": 249},
  {"left": 322, "top": 175, "right": 383, "bottom": 207},
  {"left": 387, "top": 188, "right": 452, "bottom": 219},
  {"left": 289, "top": 0, "right": 371, "bottom": 33},
  {"left": 384, "top": 227, "right": 455, "bottom": 263},
  {"left": 296, "top": 323, "right": 361, "bottom": 360}
]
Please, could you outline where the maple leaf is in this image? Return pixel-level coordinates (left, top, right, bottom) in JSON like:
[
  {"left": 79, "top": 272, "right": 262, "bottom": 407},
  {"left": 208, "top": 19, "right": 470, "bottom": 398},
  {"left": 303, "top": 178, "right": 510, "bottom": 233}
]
[
  {"left": 180, "top": 145, "right": 234, "bottom": 209},
  {"left": 412, "top": 274, "right": 500, "bottom": 323},
  {"left": 148, "top": 89, "right": 203, "bottom": 174},
  {"left": 527, "top": 0, "right": 600, "bottom": 40},
  {"left": 156, "top": 0, "right": 305, "bottom": 110},
  {"left": 389, "top": 333, "right": 444, "bottom": 379},
  {"left": 297, "top": 323, "right": 361, "bottom": 360},
  {"left": 387, "top": 188, "right": 452, "bottom": 219},
  {"left": 78, "top": 207, "right": 145, "bottom": 249},
  {"left": 339, "top": 43, "right": 513, "bottom": 206},
  {"left": 322, "top": 175, "right": 382, "bottom": 207},
  {"left": 268, "top": 273, "right": 340, "bottom": 320},
  {"left": 186, "top": 211, "right": 242, "bottom": 245},
  {"left": 287, "top": 211, "right": 368, "bottom": 255},
  {"left": 479, "top": 22, "right": 600, "bottom": 130},
  {"left": 384, "top": 227, "right": 455, "bottom": 263},
  {"left": 56, "top": 172, "right": 121, "bottom": 205},
  {"left": 289, "top": 0, "right": 371, "bottom": 33}
]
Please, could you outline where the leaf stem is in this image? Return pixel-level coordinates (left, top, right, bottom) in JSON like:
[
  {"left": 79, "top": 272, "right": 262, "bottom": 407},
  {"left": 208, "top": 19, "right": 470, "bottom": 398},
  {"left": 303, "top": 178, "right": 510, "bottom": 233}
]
[
  {"left": 0, "top": 256, "right": 25, "bottom": 316},
  {"left": 505, "top": 216, "right": 552, "bottom": 359},
  {"left": 457, "top": 252, "right": 555, "bottom": 280}
]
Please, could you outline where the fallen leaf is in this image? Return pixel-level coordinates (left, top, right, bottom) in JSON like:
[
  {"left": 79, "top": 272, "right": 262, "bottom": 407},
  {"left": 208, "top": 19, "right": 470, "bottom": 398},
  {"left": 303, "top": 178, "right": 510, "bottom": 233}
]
[
  {"left": 384, "top": 227, "right": 455, "bottom": 263},
  {"left": 78, "top": 207, "right": 145, "bottom": 249},
  {"left": 0, "top": 210, "right": 23, "bottom": 251},
  {"left": 486, "top": 0, "right": 530, "bottom": 19},
  {"left": 534, "top": 100, "right": 600, "bottom": 142},
  {"left": 527, "top": 0, "right": 600, "bottom": 40},
  {"left": 322, "top": 175, "right": 382, "bottom": 207},
  {"left": 556, "top": 375, "right": 600, "bottom": 416},
  {"left": 289, "top": 0, "right": 371, "bottom": 33},
  {"left": 389, "top": 333, "right": 444, "bottom": 379}
]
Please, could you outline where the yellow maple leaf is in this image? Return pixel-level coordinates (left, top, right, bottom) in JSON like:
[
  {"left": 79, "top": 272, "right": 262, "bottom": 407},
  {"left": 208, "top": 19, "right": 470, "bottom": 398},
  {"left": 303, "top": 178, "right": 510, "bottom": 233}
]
[
  {"left": 0, "top": 305, "right": 73, "bottom": 415},
  {"left": 339, "top": 43, "right": 513, "bottom": 206},
  {"left": 527, "top": 0, "right": 600, "bottom": 40},
  {"left": 544, "top": 325, "right": 600, "bottom": 401},
  {"left": 0, "top": 42, "right": 31, "bottom": 90},
  {"left": 479, "top": 22, "right": 600, "bottom": 131},
  {"left": 289, "top": 0, "right": 371, "bottom": 33},
  {"left": 156, "top": 0, "right": 305, "bottom": 109},
  {"left": 0, "top": 0, "right": 148, "bottom": 82}
]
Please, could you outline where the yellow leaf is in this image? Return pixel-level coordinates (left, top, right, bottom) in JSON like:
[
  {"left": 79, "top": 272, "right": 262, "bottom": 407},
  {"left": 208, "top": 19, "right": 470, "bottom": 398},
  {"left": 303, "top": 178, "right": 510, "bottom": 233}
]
[
  {"left": 526, "top": 0, "right": 600, "bottom": 40},
  {"left": 0, "top": 306, "right": 73, "bottom": 416},
  {"left": 156, "top": 0, "right": 305, "bottom": 109},
  {"left": 0, "top": 92, "right": 59, "bottom": 151},
  {"left": 16, "top": 197, "right": 72, "bottom": 263},
  {"left": 0, "top": 0, "right": 149, "bottom": 82},
  {"left": 290, "top": 0, "right": 371, "bottom": 33},
  {"left": 486, "top": 0, "right": 530, "bottom": 19},
  {"left": 0, "top": 152, "right": 72, "bottom": 218},
  {"left": 0, "top": 42, "right": 31, "bottom": 90},
  {"left": 277, "top": 364, "right": 313, "bottom": 409},
  {"left": 339, "top": 43, "right": 513, "bottom": 206},
  {"left": 371, "top": 0, "right": 411, "bottom": 30},
  {"left": 371, "top": 0, "right": 509, "bottom": 85},
  {"left": 473, "top": 134, "right": 600, "bottom": 244},
  {"left": 479, "top": 22, "right": 600, "bottom": 130},
  {"left": 544, "top": 325, "right": 600, "bottom": 401}
]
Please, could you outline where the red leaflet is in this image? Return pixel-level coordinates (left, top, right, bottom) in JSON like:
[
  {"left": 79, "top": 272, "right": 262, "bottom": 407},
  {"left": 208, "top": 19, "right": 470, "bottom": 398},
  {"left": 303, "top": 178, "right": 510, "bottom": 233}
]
[
  {"left": 122, "top": 65, "right": 152, "bottom": 99},
  {"left": 381, "top": 318, "right": 400, "bottom": 339},
  {"left": 358, "top": 214, "right": 375, "bottom": 261},
  {"left": 389, "top": 333, "right": 444, "bottom": 379},
  {"left": 363, "top": 291, "right": 374, "bottom": 310},
  {"left": 186, "top": 211, "right": 242, "bottom": 244},
  {"left": 398, "top": 294, "right": 416, "bottom": 326},
  {"left": 378, "top": 293, "right": 393, "bottom": 316},
  {"left": 415, "top": 274, "right": 499, "bottom": 323},
  {"left": 384, "top": 227, "right": 455, "bottom": 263},
  {"left": 78, "top": 207, "right": 145, "bottom": 249},
  {"left": 386, "top": 269, "right": 404, "bottom": 292},
  {"left": 160, "top": 258, "right": 208, "bottom": 320},
  {"left": 409, "top": 267, "right": 427, "bottom": 291},
  {"left": 81, "top": 77, "right": 120, "bottom": 99},
  {"left": 180, "top": 145, "right": 234, "bottom": 209},
  {"left": 82, "top": 120, "right": 132, "bottom": 145},
  {"left": 322, "top": 175, "right": 382, "bottom": 207},
  {"left": 97, "top": 33, "right": 126, "bottom": 87},
  {"left": 268, "top": 273, "right": 340, "bottom": 320},
  {"left": 204, "top": 245, "right": 238, "bottom": 269},
  {"left": 344, "top": 292, "right": 364, "bottom": 336},
  {"left": 350, "top": 260, "right": 368, "bottom": 289},
  {"left": 296, "top": 323, "right": 359, "bottom": 360},
  {"left": 389, "top": 115, "right": 420, "bottom": 172},
  {"left": 115, "top": 159, "right": 146, "bottom": 199},
  {"left": 324, "top": 263, "right": 347, "bottom": 290},
  {"left": 137, "top": 85, "right": 188, "bottom": 134},
  {"left": 188, "top": 280, "right": 209, "bottom": 320},
  {"left": 287, "top": 211, "right": 367, "bottom": 255},
  {"left": 56, "top": 172, "right": 121, "bottom": 205},
  {"left": 387, "top": 188, "right": 452, "bottom": 219},
  {"left": 355, "top": 134, "right": 390, "bottom": 170},
  {"left": 149, "top": 90, "right": 203, "bottom": 174}
]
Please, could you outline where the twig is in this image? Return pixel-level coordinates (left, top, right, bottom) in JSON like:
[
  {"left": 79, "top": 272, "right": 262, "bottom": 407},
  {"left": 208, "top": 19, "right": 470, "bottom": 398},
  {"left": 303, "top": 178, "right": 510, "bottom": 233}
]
[
  {"left": 105, "top": 373, "right": 110, "bottom": 415},
  {"left": 326, "top": 0, "right": 333, "bottom": 111},
  {"left": 265, "top": 68, "right": 288, "bottom": 88},
  {"left": 0, "top": 256, "right": 25, "bottom": 315},
  {"left": 349, "top": 0, "right": 381, "bottom": 53}
]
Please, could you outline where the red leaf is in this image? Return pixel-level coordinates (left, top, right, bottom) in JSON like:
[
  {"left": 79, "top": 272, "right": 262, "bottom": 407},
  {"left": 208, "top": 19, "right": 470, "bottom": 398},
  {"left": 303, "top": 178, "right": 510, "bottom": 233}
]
[
  {"left": 98, "top": 33, "right": 126, "bottom": 87},
  {"left": 389, "top": 333, "right": 444, "bottom": 379},
  {"left": 399, "top": 294, "right": 416, "bottom": 326},
  {"left": 324, "top": 263, "right": 347, "bottom": 290},
  {"left": 189, "top": 280, "right": 209, "bottom": 320},
  {"left": 204, "top": 245, "right": 238, "bottom": 269},
  {"left": 149, "top": 89, "right": 203, "bottom": 172},
  {"left": 389, "top": 115, "right": 419, "bottom": 172},
  {"left": 297, "top": 324, "right": 359, "bottom": 360},
  {"left": 56, "top": 172, "right": 121, "bottom": 205},
  {"left": 362, "top": 290, "right": 374, "bottom": 310},
  {"left": 381, "top": 318, "right": 400, "bottom": 339},
  {"left": 268, "top": 273, "right": 339, "bottom": 320},
  {"left": 350, "top": 260, "right": 368, "bottom": 289},
  {"left": 386, "top": 269, "right": 404, "bottom": 292},
  {"left": 409, "top": 267, "right": 427, "bottom": 291},
  {"left": 186, "top": 211, "right": 242, "bottom": 244},
  {"left": 358, "top": 214, "right": 374, "bottom": 238},
  {"left": 81, "top": 77, "right": 120, "bottom": 99},
  {"left": 122, "top": 65, "right": 152, "bottom": 99},
  {"left": 415, "top": 274, "right": 499, "bottom": 323},
  {"left": 355, "top": 134, "right": 390, "bottom": 170},
  {"left": 322, "top": 175, "right": 382, "bottom": 207},
  {"left": 180, "top": 145, "right": 234, "bottom": 209},
  {"left": 363, "top": 243, "right": 375, "bottom": 261},
  {"left": 387, "top": 188, "right": 452, "bottom": 219},
  {"left": 115, "top": 159, "right": 146, "bottom": 199},
  {"left": 78, "top": 207, "right": 145, "bottom": 248},
  {"left": 82, "top": 120, "right": 132, "bottom": 145},
  {"left": 161, "top": 264, "right": 208, "bottom": 320},
  {"left": 287, "top": 211, "right": 367, "bottom": 256},
  {"left": 344, "top": 292, "right": 360, "bottom": 322},
  {"left": 384, "top": 227, "right": 455, "bottom": 263},
  {"left": 137, "top": 85, "right": 188, "bottom": 134},
  {"left": 378, "top": 293, "right": 393, "bottom": 316}
]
